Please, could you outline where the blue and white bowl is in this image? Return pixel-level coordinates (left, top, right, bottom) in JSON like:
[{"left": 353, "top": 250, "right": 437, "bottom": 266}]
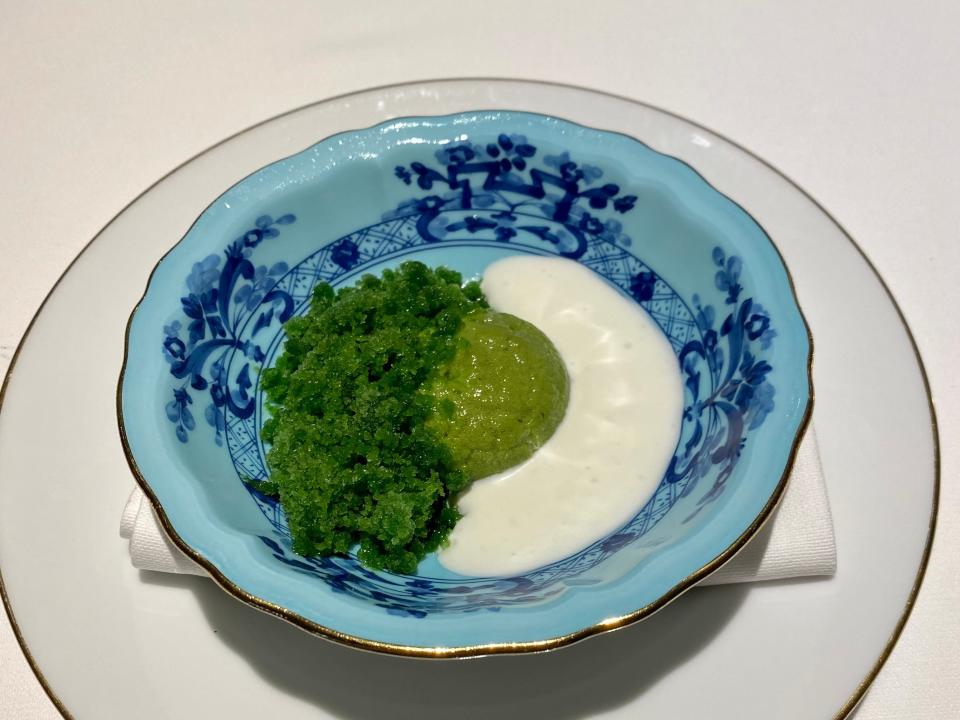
[{"left": 119, "top": 111, "right": 812, "bottom": 656}]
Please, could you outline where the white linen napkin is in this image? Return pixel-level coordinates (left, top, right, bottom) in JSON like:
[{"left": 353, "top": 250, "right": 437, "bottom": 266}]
[{"left": 120, "top": 429, "right": 835, "bottom": 585}]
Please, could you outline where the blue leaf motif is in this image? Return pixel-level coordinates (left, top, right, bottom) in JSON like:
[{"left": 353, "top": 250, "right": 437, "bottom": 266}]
[
  {"left": 252, "top": 307, "right": 275, "bottom": 336},
  {"left": 545, "top": 152, "right": 572, "bottom": 173},
  {"left": 613, "top": 195, "right": 637, "bottom": 213},
  {"left": 695, "top": 303, "right": 715, "bottom": 331},
  {"left": 206, "top": 315, "right": 227, "bottom": 338},
  {"left": 245, "top": 291, "right": 264, "bottom": 311},
  {"left": 715, "top": 270, "right": 731, "bottom": 292},
  {"left": 259, "top": 535, "right": 283, "bottom": 554},
  {"left": 581, "top": 164, "right": 603, "bottom": 182},
  {"left": 187, "top": 318, "right": 205, "bottom": 345},
  {"left": 727, "top": 255, "right": 742, "bottom": 278},
  {"left": 237, "top": 363, "right": 252, "bottom": 391},
  {"left": 181, "top": 295, "right": 203, "bottom": 320},
  {"left": 233, "top": 284, "right": 252, "bottom": 305}
]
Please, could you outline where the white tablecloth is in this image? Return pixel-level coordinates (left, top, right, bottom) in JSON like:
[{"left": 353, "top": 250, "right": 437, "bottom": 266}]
[{"left": 2, "top": 2, "right": 957, "bottom": 717}]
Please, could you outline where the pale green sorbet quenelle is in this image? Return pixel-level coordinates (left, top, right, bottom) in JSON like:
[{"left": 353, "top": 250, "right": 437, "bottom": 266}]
[{"left": 426, "top": 309, "right": 570, "bottom": 480}]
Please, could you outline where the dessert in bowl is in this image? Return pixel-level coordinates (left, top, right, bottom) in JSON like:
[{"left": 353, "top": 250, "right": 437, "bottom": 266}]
[{"left": 119, "top": 110, "right": 812, "bottom": 656}]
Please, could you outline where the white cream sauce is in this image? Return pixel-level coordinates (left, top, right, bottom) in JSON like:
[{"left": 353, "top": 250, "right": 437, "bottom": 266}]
[{"left": 437, "top": 255, "right": 684, "bottom": 577}]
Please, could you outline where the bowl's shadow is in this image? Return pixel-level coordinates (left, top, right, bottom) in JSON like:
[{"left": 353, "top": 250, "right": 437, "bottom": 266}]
[{"left": 142, "top": 572, "right": 747, "bottom": 719}]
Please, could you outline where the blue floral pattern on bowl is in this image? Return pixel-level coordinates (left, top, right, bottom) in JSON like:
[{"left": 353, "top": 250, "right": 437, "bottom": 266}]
[{"left": 120, "top": 111, "right": 811, "bottom": 653}]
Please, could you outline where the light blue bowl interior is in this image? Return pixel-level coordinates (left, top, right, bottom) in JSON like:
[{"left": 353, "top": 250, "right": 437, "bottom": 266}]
[{"left": 122, "top": 111, "right": 810, "bottom": 650}]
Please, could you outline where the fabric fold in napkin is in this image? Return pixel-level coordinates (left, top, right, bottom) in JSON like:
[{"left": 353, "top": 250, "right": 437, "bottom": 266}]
[{"left": 120, "top": 428, "right": 836, "bottom": 586}]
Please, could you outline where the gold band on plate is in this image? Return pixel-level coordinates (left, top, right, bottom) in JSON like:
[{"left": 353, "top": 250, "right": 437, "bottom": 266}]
[{"left": 0, "top": 79, "right": 940, "bottom": 720}]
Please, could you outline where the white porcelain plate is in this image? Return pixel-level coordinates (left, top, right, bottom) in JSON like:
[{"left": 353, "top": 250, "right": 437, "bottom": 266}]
[{"left": 0, "top": 80, "right": 937, "bottom": 719}]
